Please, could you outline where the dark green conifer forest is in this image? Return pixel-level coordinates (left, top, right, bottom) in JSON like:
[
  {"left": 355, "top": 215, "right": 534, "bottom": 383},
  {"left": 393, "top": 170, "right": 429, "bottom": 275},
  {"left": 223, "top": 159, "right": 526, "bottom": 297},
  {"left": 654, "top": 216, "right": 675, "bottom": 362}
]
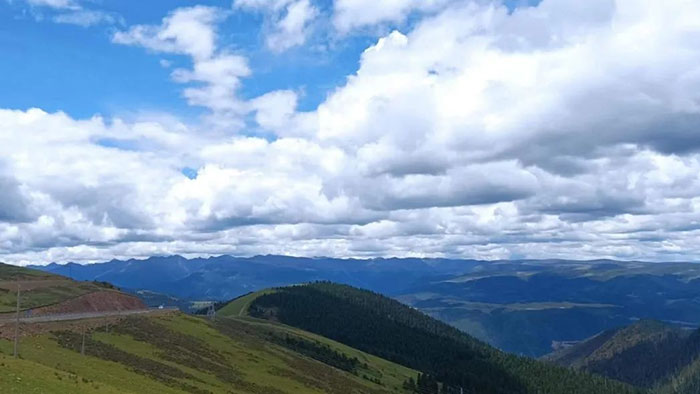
[{"left": 249, "top": 282, "right": 641, "bottom": 394}]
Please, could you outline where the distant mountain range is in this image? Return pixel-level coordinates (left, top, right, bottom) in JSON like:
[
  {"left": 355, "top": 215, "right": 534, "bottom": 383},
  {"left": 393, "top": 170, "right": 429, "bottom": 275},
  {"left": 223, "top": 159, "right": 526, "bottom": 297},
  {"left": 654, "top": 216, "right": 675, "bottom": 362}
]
[
  {"left": 396, "top": 259, "right": 700, "bottom": 356},
  {"left": 32, "top": 255, "right": 700, "bottom": 357},
  {"left": 33, "top": 255, "right": 483, "bottom": 299}
]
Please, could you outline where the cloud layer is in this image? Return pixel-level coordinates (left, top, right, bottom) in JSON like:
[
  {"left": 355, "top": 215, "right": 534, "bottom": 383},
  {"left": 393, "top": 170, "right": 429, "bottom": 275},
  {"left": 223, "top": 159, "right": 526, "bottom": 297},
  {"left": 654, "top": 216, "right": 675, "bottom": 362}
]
[{"left": 3, "top": 0, "right": 700, "bottom": 264}]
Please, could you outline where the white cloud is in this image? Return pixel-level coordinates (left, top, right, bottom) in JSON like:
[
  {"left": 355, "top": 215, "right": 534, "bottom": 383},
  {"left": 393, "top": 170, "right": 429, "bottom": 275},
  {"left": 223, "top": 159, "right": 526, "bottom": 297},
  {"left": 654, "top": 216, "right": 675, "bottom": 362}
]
[
  {"left": 235, "top": 0, "right": 294, "bottom": 11},
  {"left": 172, "top": 54, "right": 251, "bottom": 112},
  {"left": 5, "top": 0, "right": 700, "bottom": 264},
  {"left": 113, "top": 6, "right": 251, "bottom": 129},
  {"left": 25, "top": 0, "right": 79, "bottom": 9},
  {"left": 20, "top": 0, "right": 120, "bottom": 27},
  {"left": 53, "top": 10, "right": 122, "bottom": 27},
  {"left": 112, "top": 6, "right": 223, "bottom": 60},
  {"left": 266, "top": 0, "right": 318, "bottom": 52},
  {"left": 332, "top": 0, "right": 450, "bottom": 32},
  {"left": 235, "top": 0, "right": 319, "bottom": 52},
  {"left": 250, "top": 90, "right": 317, "bottom": 137}
]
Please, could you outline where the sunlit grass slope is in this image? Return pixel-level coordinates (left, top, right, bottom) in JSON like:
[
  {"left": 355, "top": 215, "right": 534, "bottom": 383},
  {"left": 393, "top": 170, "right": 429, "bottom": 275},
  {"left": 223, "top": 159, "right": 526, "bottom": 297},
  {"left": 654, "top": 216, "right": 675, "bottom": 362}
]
[
  {"left": 0, "top": 311, "right": 416, "bottom": 393},
  {"left": 217, "top": 289, "right": 277, "bottom": 317}
]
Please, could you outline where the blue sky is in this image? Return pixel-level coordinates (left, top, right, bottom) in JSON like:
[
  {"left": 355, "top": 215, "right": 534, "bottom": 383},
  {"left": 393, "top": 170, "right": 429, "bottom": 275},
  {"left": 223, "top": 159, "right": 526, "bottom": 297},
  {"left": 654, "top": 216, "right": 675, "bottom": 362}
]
[
  {"left": 2, "top": 1, "right": 183, "bottom": 117},
  {"left": 2, "top": 0, "right": 700, "bottom": 265},
  {"left": 0, "top": 0, "right": 542, "bottom": 119},
  {"left": 0, "top": 0, "right": 391, "bottom": 118}
]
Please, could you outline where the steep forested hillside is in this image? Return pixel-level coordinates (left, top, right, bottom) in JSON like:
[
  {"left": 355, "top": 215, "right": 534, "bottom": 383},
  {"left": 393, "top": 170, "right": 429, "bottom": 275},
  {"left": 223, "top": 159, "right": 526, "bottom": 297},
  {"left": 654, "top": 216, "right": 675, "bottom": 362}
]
[
  {"left": 657, "top": 357, "right": 700, "bottom": 394},
  {"left": 247, "top": 282, "right": 640, "bottom": 394},
  {"left": 544, "top": 320, "right": 700, "bottom": 388}
]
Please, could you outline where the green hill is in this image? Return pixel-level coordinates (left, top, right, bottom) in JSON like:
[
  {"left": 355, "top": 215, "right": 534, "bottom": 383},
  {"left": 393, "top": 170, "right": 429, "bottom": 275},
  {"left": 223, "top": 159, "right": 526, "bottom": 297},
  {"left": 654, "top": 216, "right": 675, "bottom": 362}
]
[
  {"left": 544, "top": 320, "right": 700, "bottom": 388},
  {"left": 218, "top": 290, "right": 276, "bottom": 317},
  {"left": 243, "top": 281, "right": 641, "bottom": 394},
  {"left": 0, "top": 262, "right": 122, "bottom": 314},
  {"left": 0, "top": 274, "right": 654, "bottom": 394},
  {"left": 0, "top": 267, "right": 419, "bottom": 393},
  {"left": 0, "top": 310, "right": 420, "bottom": 393}
]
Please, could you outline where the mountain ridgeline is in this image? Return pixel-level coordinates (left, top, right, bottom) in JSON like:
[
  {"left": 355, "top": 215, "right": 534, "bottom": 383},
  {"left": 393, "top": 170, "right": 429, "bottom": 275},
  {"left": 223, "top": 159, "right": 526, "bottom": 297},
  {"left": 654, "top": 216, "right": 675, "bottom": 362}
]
[
  {"left": 35, "top": 256, "right": 700, "bottom": 357},
  {"left": 246, "top": 282, "right": 639, "bottom": 394},
  {"left": 544, "top": 319, "right": 700, "bottom": 390}
]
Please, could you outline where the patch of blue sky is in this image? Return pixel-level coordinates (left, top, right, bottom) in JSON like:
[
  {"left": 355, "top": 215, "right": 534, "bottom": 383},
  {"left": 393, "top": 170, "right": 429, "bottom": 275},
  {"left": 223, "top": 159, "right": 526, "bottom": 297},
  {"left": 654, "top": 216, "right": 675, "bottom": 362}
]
[
  {"left": 0, "top": 2, "right": 196, "bottom": 119},
  {"left": 181, "top": 167, "right": 198, "bottom": 180},
  {"left": 95, "top": 137, "right": 142, "bottom": 151},
  {"left": 503, "top": 0, "right": 542, "bottom": 11}
]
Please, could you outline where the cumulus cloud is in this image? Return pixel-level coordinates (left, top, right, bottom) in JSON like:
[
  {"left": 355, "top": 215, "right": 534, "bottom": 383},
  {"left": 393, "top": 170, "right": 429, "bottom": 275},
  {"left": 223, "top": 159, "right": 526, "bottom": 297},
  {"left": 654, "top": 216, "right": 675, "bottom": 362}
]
[
  {"left": 4, "top": 0, "right": 700, "bottom": 264},
  {"left": 0, "top": 175, "right": 35, "bottom": 224},
  {"left": 249, "top": 90, "right": 317, "bottom": 137}
]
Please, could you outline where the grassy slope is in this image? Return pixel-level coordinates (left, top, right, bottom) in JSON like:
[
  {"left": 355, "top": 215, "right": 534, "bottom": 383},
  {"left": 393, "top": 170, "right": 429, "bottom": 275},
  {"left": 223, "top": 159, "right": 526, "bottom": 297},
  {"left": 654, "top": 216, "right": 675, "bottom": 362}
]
[
  {"left": 219, "top": 291, "right": 417, "bottom": 393},
  {"left": 0, "top": 312, "right": 416, "bottom": 393},
  {"left": 0, "top": 263, "right": 115, "bottom": 313},
  {"left": 0, "top": 263, "right": 57, "bottom": 281},
  {"left": 218, "top": 290, "right": 277, "bottom": 317},
  {"left": 227, "top": 315, "right": 417, "bottom": 390}
]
